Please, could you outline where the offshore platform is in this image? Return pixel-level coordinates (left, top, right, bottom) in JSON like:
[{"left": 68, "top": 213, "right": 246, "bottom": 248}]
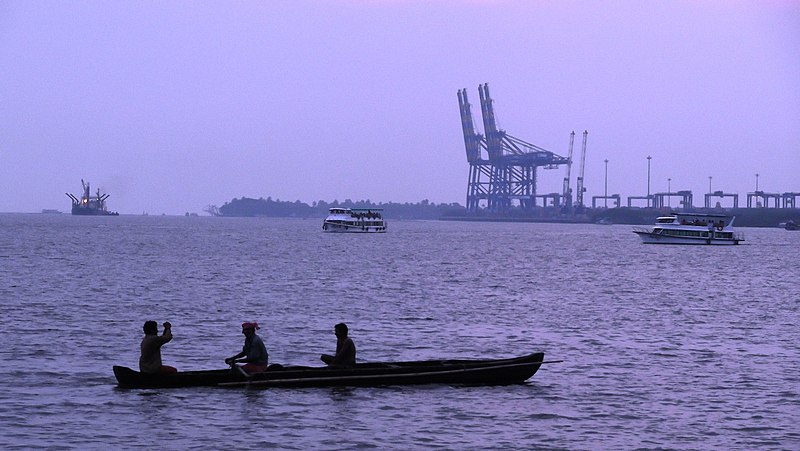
[
  {"left": 457, "top": 84, "right": 585, "bottom": 213},
  {"left": 66, "top": 180, "right": 119, "bottom": 216}
]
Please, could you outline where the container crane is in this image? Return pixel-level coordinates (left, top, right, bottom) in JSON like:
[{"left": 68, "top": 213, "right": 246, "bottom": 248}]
[{"left": 457, "top": 84, "right": 570, "bottom": 212}]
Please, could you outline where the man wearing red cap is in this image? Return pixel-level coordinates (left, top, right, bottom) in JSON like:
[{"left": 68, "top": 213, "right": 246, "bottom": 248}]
[{"left": 225, "top": 322, "right": 269, "bottom": 374}]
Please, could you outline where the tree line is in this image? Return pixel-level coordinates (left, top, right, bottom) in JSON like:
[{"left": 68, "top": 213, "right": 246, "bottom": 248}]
[{"left": 213, "top": 197, "right": 467, "bottom": 219}]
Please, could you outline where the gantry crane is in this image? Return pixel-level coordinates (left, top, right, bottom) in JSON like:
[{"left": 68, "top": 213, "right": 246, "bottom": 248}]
[{"left": 457, "top": 84, "right": 570, "bottom": 212}]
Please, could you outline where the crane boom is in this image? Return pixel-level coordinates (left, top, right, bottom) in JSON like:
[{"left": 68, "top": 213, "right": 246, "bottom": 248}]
[
  {"left": 478, "top": 83, "right": 503, "bottom": 160},
  {"left": 457, "top": 89, "right": 481, "bottom": 162}
]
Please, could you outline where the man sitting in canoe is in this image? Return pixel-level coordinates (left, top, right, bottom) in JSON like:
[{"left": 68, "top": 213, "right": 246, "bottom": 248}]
[
  {"left": 321, "top": 322, "right": 356, "bottom": 367},
  {"left": 225, "top": 322, "right": 269, "bottom": 374},
  {"left": 140, "top": 320, "right": 177, "bottom": 374}
]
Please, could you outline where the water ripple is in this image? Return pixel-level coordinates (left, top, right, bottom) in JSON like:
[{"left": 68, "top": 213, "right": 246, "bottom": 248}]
[{"left": 0, "top": 216, "right": 798, "bottom": 449}]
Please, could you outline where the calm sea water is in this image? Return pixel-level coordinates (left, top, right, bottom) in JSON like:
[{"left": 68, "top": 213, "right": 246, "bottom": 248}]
[{"left": 0, "top": 214, "right": 798, "bottom": 449}]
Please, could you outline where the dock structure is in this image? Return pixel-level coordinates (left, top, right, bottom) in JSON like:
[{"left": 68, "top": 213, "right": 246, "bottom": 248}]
[
  {"left": 457, "top": 84, "right": 571, "bottom": 213},
  {"left": 704, "top": 191, "right": 739, "bottom": 209},
  {"left": 747, "top": 191, "right": 782, "bottom": 208},
  {"left": 647, "top": 191, "right": 694, "bottom": 209},
  {"left": 592, "top": 194, "right": 621, "bottom": 209},
  {"left": 627, "top": 194, "right": 654, "bottom": 208},
  {"left": 625, "top": 189, "right": 800, "bottom": 211},
  {"left": 782, "top": 192, "right": 800, "bottom": 209},
  {"left": 455, "top": 87, "right": 796, "bottom": 214}
]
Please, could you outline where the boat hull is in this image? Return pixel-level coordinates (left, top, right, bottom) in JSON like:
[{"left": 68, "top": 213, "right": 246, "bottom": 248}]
[
  {"left": 632, "top": 213, "right": 743, "bottom": 245},
  {"left": 71, "top": 206, "right": 119, "bottom": 216},
  {"left": 633, "top": 230, "right": 742, "bottom": 245},
  {"left": 322, "top": 221, "right": 386, "bottom": 233},
  {"left": 113, "top": 352, "right": 545, "bottom": 389}
]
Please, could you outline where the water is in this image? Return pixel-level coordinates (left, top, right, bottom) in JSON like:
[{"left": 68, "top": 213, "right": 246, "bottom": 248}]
[{"left": 1, "top": 214, "right": 798, "bottom": 449}]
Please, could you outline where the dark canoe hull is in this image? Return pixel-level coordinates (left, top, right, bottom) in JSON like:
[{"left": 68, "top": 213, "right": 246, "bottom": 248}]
[{"left": 113, "top": 352, "right": 545, "bottom": 389}]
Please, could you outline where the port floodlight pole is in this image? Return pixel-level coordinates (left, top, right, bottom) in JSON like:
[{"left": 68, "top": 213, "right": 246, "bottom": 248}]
[
  {"left": 604, "top": 159, "right": 609, "bottom": 208},
  {"left": 646, "top": 156, "right": 652, "bottom": 208},
  {"left": 668, "top": 178, "right": 671, "bottom": 207},
  {"left": 708, "top": 176, "right": 712, "bottom": 194},
  {"left": 755, "top": 173, "right": 759, "bottom": 191}
]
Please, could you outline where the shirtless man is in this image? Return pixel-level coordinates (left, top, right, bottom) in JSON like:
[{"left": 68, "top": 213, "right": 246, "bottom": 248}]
[{"left": 321, "top": 323, "right": 356, "bottom": 366}]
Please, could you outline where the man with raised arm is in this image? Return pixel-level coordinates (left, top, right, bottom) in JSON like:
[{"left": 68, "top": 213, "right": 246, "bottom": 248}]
[{"left": 139, "top": 320, "right": 177, "bottom": 374}]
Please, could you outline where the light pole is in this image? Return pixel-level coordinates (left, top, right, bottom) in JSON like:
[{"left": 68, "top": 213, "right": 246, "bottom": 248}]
[
  {"left": 755, "top": 173, "right": 759, "bottom": 191},
  {"left": 646, "top": 156, "right": 652, "bottom": 208},
  {"left": 668, "top": 178, "right": 671, "bottom": 207},
  {"left": 604, "top": 159, "right": 609, "bottom": 208},
  {"left": 708, "top": 176, "right": 712, "bottom": 194}
]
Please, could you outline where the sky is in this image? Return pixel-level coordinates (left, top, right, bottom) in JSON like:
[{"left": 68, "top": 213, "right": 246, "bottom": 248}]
[{"left": 1, "top": 0, "right": 799, "bottom": 215}]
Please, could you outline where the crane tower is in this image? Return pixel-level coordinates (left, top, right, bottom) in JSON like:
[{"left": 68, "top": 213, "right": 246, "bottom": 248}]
[
  {"left": 562, "top": 131, "right": 576, "bottom": 209},
  {"left": 575, "top": 130, "right": 588, "bottom": 210}
]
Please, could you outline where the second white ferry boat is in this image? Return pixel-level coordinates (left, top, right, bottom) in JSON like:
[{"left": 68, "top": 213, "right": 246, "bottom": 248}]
[
  {"left": 323, "top": 208, "right": 387, "bottom": 233},
  {"left": 633, "top": 212, "right": 744, "bottom": 245}
]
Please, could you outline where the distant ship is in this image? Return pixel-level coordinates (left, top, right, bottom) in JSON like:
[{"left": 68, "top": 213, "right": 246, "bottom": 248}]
[
  {"left": 633, "top": 212, "right": 743, "bottom": 245},
  {"left": 66, "top": 180, "right": 119, "bottom": 216},
  {"left": 322, "top": 208, "right": 387, "bottom": 233}
]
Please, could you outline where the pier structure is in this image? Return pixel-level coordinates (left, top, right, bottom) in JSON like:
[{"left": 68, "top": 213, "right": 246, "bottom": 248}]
[
  {"left": 592, "top": 194, "right": 620, "bottom": 209},
  {"left": 536, "top": 193, "right": 564, "bottom": 207},
  {"left": 457, "top": 84, "right": 571, "bottom": 213},
  {"left": 781, "top": 192, "right": 800, "bottom": 208},
  {"left": 650, "top": 191, "right": 694, "bottom": 210},
  {"left": 704, "top": 191, "right": 739, "bottom": 209},
  {"left": 627, "top": 194, "right": 654, "bottom": 208},
  {"left": 746, "top": 191, "right": 781, "bottom": 208}
]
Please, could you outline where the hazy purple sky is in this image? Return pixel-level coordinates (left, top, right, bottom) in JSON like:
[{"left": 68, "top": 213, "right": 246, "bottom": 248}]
[{"left": 2, "top": 1, "right": 798, "bottom": 214}]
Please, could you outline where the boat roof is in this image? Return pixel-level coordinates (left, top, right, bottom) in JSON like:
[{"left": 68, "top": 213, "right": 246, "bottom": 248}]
[{"left": 668, "top": 212, "right": 732, "bottom": 218}]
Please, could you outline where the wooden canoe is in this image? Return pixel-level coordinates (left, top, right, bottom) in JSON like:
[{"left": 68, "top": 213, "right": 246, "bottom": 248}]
[{"left": 113, "top": 352, "right": 545, "bottom": 389}]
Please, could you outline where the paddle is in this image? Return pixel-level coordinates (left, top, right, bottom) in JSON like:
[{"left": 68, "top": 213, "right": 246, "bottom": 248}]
[{"left": 229, "top": 362, "right": 253, "bottom": 380}]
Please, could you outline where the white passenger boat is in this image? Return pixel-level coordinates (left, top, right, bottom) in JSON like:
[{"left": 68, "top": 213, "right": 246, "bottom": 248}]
[
  {"left": 633, "top": 212, "right": 744, "bottom": 245},
  {"left": 323, "top": 208, "right": 387, "bottom": 233}
]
